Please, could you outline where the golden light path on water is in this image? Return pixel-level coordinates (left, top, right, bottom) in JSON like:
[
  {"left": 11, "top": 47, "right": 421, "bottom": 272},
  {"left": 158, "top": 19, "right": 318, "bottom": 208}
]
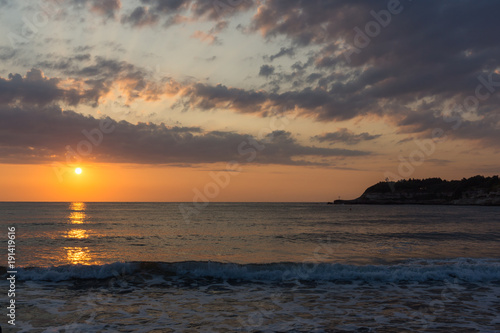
[
  {"left": 64, "top": 246, "right": 92, "bottom": 265},
  {"left": 65, "top": 202, "right": 94, "bottom": 265},
  {"left": 65, "top": 229, "right": 88, "bottom": 239}
]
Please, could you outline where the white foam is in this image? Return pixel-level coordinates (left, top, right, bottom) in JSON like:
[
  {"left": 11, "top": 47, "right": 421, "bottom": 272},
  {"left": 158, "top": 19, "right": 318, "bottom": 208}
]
[{"left": 15, "top": 277, "right": 500, "bottom": 333}]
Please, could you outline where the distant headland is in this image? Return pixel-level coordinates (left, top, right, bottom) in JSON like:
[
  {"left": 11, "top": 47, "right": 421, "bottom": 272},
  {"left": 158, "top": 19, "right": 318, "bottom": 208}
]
[{"left": 333, "top": 175, "right": 500, "bottom": 206}]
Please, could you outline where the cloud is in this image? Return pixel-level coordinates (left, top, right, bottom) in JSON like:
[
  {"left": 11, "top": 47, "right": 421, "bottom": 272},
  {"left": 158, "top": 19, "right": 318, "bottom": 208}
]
[
  {"left": 0, "top": 68, "right": 95, "bottom": 106},
  {"left": 0, "top": 58, "right": 183, "bottom": 108},
  {"left": 240, "top": 0, "right": 500, "bottom": 127},
  {"left": 396, "top": 110, "right": 500, "bottom": 148},
  {"left": 191, "top": 30, "right": 220, "bottom": 45},
  {"left": 90, "top": 0, "right": 121, "bottom": 18},
  {"left": 210, "top": 20, "right": 228, "bottom": 34},
  {"left": 0, "top": 46, "right": 16, "bottom": 61},
  {"left": 190, "top": 21, "right": 228, "bottom": 45},
  {"left": 259, "top": 65, "right": 275, "bottom": 77},
  {"left": 178, "top": 82, "right": 375, "bottom": 120},
  {"left": 35, "top": 53, "right": 91, "bottom": 71},
  {"left": 121, "top": 6, "right": 159, "bottom": 27},
  {"left": 140, "top": 0, "right": 190, "bottom": 12},
  {"left": 118, "top": 0, "right": 254, "bottom": 28},
  {"left": 312, "top": 128, "right": 381, "bottom": 145},
  {"left": 69, "top": 57, "right": 183, "bottom": 103},
  {"left": 0, "top": 105, "right": 370, "bottom": 165},
  {"left": 8, "top": 0, "right": 500, "bottom": 150},
  {"left": 57, "top": 0, "right": 500, "bottom": 131},
  {"left": 248, "top": 0, "right": 351, "bottom": 46},
  {"left": 269, "top": 47, "right": 295, "bottom": 61},
  {"left": 68, "top": 0, "right": 121, "bottom": 19},
  {"left": 306, "top": 73, "right": 323, "bottom": 83}
]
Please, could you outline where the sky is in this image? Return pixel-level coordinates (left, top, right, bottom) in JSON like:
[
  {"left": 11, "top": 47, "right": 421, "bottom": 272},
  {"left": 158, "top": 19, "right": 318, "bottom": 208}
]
[{"left": 0, "top": 0, "right": 500, "bottom": 202}]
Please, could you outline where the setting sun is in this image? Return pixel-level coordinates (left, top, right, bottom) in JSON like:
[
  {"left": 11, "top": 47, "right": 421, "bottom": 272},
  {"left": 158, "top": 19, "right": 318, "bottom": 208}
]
[{"left": 75, "top": 168, "right": 82, "bottom": 175}]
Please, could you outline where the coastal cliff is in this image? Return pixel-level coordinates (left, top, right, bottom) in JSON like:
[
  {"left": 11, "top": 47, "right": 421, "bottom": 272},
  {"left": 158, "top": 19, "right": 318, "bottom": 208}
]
[{"left": 334, "top": 175, "right": 500, "bottom": 205}]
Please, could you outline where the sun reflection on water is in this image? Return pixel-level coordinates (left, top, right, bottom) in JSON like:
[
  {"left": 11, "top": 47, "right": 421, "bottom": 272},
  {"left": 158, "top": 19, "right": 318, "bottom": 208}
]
[
  {"left": 65, "top": 229, "right": 88, "bottom": 239},
  {"left": 65, "top": 203, "right": 94, "bottom": 264},
  {"left": 69, "top": 202, "right": 86, "bottom": 224},
  {"left": 64, "top": 246, "right": 92, "bottom": 265},
  {"left": 69, "top": 212, "right": 86, "bottom": 224},
  {"left": 70, "top": 202, "right": 86, "bottom": 211}
]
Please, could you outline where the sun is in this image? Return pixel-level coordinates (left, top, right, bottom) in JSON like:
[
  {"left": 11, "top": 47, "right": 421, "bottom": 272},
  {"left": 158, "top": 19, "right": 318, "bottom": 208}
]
[{"left": 75, "top": 167, "right": 82, "bottom": 175}]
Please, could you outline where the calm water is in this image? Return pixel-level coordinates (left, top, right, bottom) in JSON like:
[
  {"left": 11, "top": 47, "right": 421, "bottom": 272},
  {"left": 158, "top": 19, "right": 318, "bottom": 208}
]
[{"left": 1, "top": 202, "right": 499, "bottom": 332}]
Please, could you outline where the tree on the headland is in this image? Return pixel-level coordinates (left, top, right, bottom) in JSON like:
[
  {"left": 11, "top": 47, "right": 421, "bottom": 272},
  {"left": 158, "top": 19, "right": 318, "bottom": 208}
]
[{"left": 366, "top": 175, "right": 500, "bottom": 194}]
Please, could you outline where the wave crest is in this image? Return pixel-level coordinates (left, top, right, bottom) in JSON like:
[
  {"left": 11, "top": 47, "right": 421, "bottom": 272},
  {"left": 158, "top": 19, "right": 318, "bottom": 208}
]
[{"left": 5, "top": 258, "right": 500, "bottom": 284}]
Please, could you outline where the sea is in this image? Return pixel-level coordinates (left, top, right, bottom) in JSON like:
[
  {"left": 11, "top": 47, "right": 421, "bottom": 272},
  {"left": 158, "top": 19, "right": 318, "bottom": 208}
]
[{"left": 0, "top": 202, "right": 499, "bottom": 332}]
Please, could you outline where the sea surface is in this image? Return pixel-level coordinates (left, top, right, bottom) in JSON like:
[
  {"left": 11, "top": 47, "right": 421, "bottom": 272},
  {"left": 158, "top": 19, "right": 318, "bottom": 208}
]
[{"left": 0, "top": 202, "right": 499, "bottom": 332}]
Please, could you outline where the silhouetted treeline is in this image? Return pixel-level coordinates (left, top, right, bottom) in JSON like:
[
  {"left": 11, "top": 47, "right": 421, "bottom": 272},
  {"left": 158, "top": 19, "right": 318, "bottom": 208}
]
[
  {"left": 368, "top": 175, "right": 500, "bottom": 195},
  {"left": 334, "top": 175, "right": 500, "bottom": 205}
]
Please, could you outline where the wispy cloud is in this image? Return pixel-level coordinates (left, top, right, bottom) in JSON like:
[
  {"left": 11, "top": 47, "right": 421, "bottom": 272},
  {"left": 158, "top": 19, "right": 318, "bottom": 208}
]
[{"left": 312, "top": 128, "right": 381, "bottom": 145}]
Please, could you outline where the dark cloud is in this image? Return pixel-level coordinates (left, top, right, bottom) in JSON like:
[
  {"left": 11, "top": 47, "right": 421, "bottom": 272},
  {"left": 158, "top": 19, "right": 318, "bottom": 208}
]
[
  {"left": 259, "top": 65, "right": 275, "bottom": 77},
  {"left": 121, "top": 6, "right": 159, "bottom": 27},
  {"left": 9, "top": 0, "right": 500, "bottom": 150},
  {"left": 240, "top": 0, "right": 500, "bottom": 128},
  {"left": 0, "top": 105, "right": 369, "bottom": 165},
  {"left": 312, "top": 128, "right": 381, "bottom": 145},
  {"left": 35, "top": 54, "right": 91, "bottom": 71},
  {"left": 189, "top": 0, "right": 254, "bottom": 20},
  {"left": 0, "top": 69, "right": 96, "bottom": 107},
  {"left": 179, "top": 82, "right": 376, "bottom": 120},
  {"left": 59, "top": 0, "right": 500, "bottom": 133},
  {"left": 306, "top": 73, "right": 323, "bottom": 83},
  {"left": 179, "top": 83, "right": 266, "bottom": 114},
  {"left": 269, "top": 47, "right": 295, "bottom": 61},
  {"left": 249, "top": 0, "right": 356, "bottom": 46},
  {"left": 0, "top": 58, "right": 182, "bottom": 108},
  {"left": 140, "top": 0, "right": 191, "bottom": 13},
  {"left": 291, "top": 59, "right": 313, "bottom": 72},
  {"left": 395, "top": 110, "right": 500, "bottom": 148},
  {"left": 90, "top": 0, "right": 121, "bottom": 18},
  {"left": 120, "top": 0, "right": 254, "bottom": 28}
]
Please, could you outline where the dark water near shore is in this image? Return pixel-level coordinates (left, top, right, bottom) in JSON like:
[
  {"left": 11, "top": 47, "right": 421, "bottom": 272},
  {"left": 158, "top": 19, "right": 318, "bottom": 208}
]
[{"left": 1, "top": 202, "right": 499, "bottom": 332}]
